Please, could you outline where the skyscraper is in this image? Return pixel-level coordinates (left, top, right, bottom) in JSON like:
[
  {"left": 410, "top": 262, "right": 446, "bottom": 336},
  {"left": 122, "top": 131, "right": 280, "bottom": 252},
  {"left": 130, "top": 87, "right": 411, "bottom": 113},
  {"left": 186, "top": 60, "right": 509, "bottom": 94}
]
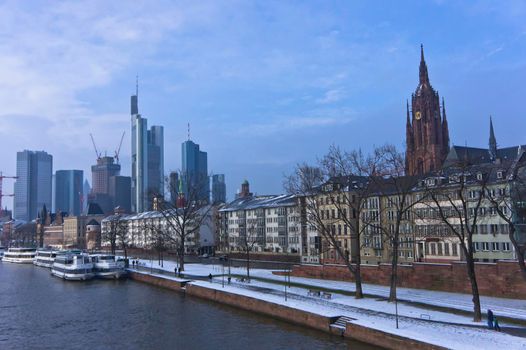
[
  {"left": 55, "top": 170, "right": 83, "bottom": 216},
  {"left": 211, "top": 174, "right": 226, "bottom": 204},
  {"left": 131, "top": 82, "right": 164, "bottom": 213},
  {"left": 14, "top": 150, "right": 53, "bottom": 222},
  {"left": 109, "top": 175, "right": 131, "bottom": 213},
  {"left": 181, "top": 140, "right": 209, "bottom": 203},
  {"left": 147, "top": 125, "right": 164, "bottom": 199},
  {"left": 90, "top": 156, "right": 120, "bottom": 214}
]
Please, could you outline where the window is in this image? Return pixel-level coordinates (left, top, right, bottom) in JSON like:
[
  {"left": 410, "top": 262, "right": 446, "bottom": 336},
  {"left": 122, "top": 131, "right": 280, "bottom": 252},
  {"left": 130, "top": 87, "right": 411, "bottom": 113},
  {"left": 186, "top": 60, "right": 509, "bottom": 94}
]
[
  {"left": 430, "top": 243, "right": 436, "bottom": 255},
  {"left": 437, "top": 243, "right": 443, "bottom": 255},
  {"left": 477, "top": 173, "right": 483, "bottom": 181},
  {"left": 473, "top": 242, "right": 479, "bottom": 252},
  {"left": 497, "top": 171, "right": 503, "bottom": 179},
  {"left": 444, "top": 243, "right": 450, "bottom": 256},
  {"left": 502, "top": 242, "right": 510, "bottom": 251},
  {"left": 482, "top": 242, "right": 489, "bottom": 251},
  {"left": 491, "top": 242, "right": 499, "bottom": 251},
  {"left": 452, "top": 243, "right": 458, "bottom": 256}
]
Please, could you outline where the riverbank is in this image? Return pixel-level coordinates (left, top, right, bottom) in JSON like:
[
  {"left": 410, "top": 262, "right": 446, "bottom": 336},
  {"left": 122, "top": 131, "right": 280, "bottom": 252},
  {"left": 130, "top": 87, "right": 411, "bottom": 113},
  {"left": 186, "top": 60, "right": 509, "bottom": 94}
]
[{"left": 127, "top": 267, "right": 526, "bottom": 350}]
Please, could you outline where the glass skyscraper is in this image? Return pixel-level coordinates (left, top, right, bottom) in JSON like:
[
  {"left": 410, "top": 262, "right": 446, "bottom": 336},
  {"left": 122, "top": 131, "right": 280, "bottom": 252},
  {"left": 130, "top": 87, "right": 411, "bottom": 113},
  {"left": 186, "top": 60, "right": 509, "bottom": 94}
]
[
  {"left": 131, "top": 85, "right": 164, "bottom": 213},
  {"left": 54, "top": 170, "right": 83, "bottom": 216},
  {"left": 14, "top": 150, "right": 53, "bottom": 222},
  {"left": 211, "top": 174, "right": 226, "bottom": 204},
  {"left": 181, "top": 140, "right": 209, "bottom": 203}
]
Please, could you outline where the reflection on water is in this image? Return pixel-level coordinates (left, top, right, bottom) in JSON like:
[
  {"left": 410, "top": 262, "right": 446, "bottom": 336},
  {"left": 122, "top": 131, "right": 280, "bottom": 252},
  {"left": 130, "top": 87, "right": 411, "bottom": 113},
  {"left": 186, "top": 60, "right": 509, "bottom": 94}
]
[{"left": 0, "top": 263, "right": 379, "bottom": 350}]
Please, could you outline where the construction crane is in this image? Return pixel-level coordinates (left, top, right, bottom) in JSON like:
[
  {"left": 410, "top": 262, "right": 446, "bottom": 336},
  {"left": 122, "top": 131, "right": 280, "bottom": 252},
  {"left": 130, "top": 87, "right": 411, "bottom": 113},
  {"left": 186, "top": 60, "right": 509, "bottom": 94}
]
[
  {"left": 114, "top": 131, "right": 125, "bottom": 164},
  {"left": 90, "top": 133, "right": 102, "bottom": 161},
  {"left": 0, "top": 172, "right": 17, "bottom": 218}
]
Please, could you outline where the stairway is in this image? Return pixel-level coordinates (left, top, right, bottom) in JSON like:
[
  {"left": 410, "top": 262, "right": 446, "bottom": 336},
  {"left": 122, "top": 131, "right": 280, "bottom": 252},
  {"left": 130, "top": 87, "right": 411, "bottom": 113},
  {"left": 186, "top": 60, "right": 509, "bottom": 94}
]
[{"left": 330, "top": 316, "right": 354, "bottom": 330}]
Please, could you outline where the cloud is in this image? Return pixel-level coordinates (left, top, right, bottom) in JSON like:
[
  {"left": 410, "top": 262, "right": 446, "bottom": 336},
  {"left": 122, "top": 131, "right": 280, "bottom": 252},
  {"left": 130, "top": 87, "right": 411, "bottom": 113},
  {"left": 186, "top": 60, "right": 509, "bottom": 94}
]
[
  {"left": 233, "top": 112, "right": 355, "bottom": 137},
  {"left": 316, "top": 88, "right": 345, "bottom": 104}
]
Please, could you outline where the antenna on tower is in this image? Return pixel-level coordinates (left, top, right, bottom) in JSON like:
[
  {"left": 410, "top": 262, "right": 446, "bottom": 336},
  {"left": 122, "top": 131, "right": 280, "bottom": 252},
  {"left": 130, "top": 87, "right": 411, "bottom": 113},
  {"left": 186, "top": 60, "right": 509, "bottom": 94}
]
[
  {"left": 136, "top": 74, "right": 139, "bottom": 97},
  {"left": 187, "top": 122, "right": 190, "bottom": 141}
]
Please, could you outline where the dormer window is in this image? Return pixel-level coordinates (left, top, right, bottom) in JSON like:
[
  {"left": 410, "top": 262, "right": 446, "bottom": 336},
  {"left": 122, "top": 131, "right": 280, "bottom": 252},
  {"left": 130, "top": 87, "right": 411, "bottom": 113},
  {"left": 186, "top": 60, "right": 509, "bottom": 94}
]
[
  {"left": 477, "top": 173, "right": 483, "bottom": 181},
  {"left": 497, "top": 171, "right": 503, "bottom": 179}
]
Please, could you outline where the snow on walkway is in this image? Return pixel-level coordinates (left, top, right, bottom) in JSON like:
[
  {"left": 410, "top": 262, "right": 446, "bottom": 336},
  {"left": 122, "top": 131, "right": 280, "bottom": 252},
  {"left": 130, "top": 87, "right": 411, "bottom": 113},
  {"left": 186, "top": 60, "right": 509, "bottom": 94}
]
[
  {"left": 134, "top": 259, "right": 526, "bottom": 323},
  {"left": 187, "top": 278, "right": 526, "bottom": 350}
]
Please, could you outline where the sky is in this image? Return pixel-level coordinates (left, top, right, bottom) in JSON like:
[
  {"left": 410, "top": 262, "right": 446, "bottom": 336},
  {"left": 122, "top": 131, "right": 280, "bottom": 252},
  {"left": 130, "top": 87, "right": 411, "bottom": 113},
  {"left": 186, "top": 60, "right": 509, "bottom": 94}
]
[{"left": 1, "top": 0, "right": 526, "bottom": 208}]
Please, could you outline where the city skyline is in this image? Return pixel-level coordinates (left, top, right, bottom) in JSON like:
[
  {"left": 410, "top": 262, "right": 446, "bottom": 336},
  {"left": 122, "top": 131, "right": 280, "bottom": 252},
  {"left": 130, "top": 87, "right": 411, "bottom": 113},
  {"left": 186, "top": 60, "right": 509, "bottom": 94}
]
[{"left": 1, "top": 1, "right": 526, "bottom": 209}]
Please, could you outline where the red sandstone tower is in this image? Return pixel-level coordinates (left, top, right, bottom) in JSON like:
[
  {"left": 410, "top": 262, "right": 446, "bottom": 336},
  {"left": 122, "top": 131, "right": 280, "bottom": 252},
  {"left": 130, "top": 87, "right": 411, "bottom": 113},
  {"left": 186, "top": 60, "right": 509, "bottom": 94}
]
[{"left": 405, "top": 45, "right": 450, "bottom": 176}]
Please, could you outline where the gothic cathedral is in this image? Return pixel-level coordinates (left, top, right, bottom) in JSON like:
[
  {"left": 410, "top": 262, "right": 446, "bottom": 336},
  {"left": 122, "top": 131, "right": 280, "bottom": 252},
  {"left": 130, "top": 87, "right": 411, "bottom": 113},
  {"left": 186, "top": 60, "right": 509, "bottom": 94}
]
[{"left": 405, "top": 45, "right": 450, "bottom": 176}]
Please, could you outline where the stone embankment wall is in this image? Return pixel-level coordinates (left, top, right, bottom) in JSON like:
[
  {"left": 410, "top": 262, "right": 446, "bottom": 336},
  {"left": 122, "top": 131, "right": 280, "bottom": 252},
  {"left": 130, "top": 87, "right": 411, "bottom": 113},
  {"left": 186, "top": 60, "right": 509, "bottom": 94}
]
[
  {"left": 289, "top": 260, "right": 526, "bottom": 299},
  {"left": 128, "top": 271, "right": 445, "bottom": 350}
]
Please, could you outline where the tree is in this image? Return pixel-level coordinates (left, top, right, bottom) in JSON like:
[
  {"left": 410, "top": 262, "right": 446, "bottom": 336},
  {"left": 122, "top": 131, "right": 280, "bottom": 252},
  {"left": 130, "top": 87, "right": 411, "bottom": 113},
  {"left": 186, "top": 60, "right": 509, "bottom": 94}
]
[
  {"left": 423, "top": 165, "right": 489, "bottom": 322},
  {"left": 103, "top": 214, "right": 126, "bottom": 255},
  {"left": 485, "top": 157, "right": 526, "bottom": 281},
  {"left": 154, "top": 172, "right": 212, "bottom": 272},
  {"left": 363, "top": 145, "right": 424, "bottom": 302},
  {"left": 285, "top": 145, "right": 393, "bottom": 299},
  {"left": 240, "top": 223, "right": 260, "bottom": 281}
]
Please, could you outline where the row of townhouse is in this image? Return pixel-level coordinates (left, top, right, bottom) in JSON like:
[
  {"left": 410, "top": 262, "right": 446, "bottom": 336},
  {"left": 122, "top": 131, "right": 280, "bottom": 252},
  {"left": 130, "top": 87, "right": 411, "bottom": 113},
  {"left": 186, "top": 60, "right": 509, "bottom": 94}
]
[
  {"left": 101, "top": 206, "right": 216, "bottom": 254},
  {"left": 219, "top": 160, "right": 524, "bottom": 266},
  {"left": 218, "top": 194, "right": 303, "bottom": 255}
]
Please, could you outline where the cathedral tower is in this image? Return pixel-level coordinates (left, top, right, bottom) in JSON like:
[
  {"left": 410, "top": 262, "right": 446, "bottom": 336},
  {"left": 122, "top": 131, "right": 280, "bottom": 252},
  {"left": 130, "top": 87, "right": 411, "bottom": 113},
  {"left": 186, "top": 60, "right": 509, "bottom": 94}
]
[{"left": 405, "top": 45, "right": 450, "bottom": 176}]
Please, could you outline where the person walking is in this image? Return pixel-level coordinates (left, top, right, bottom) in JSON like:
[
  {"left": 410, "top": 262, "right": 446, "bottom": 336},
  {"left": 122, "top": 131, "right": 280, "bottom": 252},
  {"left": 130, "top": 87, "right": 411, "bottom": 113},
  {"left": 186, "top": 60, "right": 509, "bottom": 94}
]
[
  {"left": 494, "top": 317, "right": 501, "bottom": 331},
  {"left": 487, "top": 309, "right": 494, "bottom": 329},
  {"left": 208, "top": 273, "right": 213, "bottom": 282}
]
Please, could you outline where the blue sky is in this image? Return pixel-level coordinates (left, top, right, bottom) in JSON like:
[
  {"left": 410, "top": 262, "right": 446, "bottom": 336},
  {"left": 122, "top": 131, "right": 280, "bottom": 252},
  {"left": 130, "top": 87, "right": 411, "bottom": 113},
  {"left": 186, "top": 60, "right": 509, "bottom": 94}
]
[{"left": 1, "top": 0, "right": 526, "bottom": 207}]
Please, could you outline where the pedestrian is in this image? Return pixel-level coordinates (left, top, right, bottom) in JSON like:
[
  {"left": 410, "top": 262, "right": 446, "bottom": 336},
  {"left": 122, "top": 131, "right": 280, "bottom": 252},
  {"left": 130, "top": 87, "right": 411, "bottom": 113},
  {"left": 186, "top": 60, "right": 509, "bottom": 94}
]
[
  {"left": 208, "top": 273, "right": 213, "bottom": 282},
  {"left": 487, "top": 309, "right": 494, "bottom": 329},
  {"left": 227, "top": 277, "right": 231, "bottom": 284},
  {"left": 174, "top": 267, "right": 177, "bottom": 277},
  {"left": 494, "top": 317, "right": 501, "bottom": 332}
]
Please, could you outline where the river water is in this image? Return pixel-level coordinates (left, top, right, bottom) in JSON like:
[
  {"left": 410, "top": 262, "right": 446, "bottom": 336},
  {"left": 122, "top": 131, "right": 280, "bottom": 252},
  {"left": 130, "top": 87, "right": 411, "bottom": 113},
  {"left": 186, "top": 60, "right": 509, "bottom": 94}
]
[{"left": 0, "top": 262, "right": 378, "bottom": 350}]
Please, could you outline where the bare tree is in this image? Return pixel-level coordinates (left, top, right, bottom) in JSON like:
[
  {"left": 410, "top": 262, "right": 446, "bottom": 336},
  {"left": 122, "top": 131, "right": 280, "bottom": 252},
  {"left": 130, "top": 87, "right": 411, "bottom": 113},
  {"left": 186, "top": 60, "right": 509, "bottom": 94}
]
[
  {"left": 240, "top": 223, "right": 260, "bottom": 281},
  {"left": 285, "top": 144, "right": 391, "bottom": 299},
  {"left": 424, "top": 165, "right": 489, "bottom": 322},
  {"left": 154, "top": 172, "right": 212, "bottom": 272},
  {"left": 364, "top": 145, "right": 425, "bottom": 302},
  {"left": 485, "top": 157, "right": 526, "bottom": 281},
  {"left": 103, "top": 214, "right": 126, "bottom": 255}
]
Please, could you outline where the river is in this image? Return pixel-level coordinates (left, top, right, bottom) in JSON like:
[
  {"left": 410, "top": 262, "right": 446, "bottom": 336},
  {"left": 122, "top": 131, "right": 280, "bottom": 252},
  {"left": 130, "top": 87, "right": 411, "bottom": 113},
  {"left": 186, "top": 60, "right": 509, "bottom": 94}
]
[{"left": 0, "top": 262, "right": 378, "bottom": 350}]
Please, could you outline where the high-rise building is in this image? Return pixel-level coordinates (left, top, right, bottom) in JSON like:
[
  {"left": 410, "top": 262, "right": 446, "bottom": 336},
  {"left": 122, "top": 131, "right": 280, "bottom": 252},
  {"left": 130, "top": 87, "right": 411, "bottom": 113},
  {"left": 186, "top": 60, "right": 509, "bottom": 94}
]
[
  {"left": 181, "top": 140, "right": 209, "bottom": 203},
  {"left": 405, "top": 45, "right": 450, "bottom": 176},
  {"left": 131, "top": 83, "right": 164, "bottom": 213},
  {"left": 14, "top": 150, "right": 53, "bottom": 222},
  {"left": 90, "top": 156, "right": 120, "bottom": 214},
  {"left": 147, "top": 125, "right": 164, "bottom": 199},
  {"left": 109, "top": 175, "right": 131, "bottom": 213},
  {"left": 211, "top": 174, "right": 226, "bottom": 204},
  {"left": 82, "top": 179, "right": 91, "bottom": 212},
  {"left": 169, "top": 171, "right": 179, "bottom": 205},
  {"left": 55, "top": 170, "right": 83, "bottom": 216}
]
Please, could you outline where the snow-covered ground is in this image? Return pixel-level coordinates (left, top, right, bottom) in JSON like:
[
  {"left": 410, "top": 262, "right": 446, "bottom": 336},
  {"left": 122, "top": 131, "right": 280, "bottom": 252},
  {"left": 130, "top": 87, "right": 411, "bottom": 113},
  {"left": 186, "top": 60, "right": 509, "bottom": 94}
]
[
  {"left": 134, "top": 258, "right": 526, "bottom": 323},
  {"left": 131, "top": 266, "right": 526, "bottom": 350}
]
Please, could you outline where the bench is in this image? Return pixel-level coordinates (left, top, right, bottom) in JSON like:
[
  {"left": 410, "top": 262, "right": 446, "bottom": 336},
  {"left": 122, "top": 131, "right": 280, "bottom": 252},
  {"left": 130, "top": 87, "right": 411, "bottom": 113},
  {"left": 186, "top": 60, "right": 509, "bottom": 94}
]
[
  {"left": 308, "top": 289, "right": 321, "bottom": 297},
  {"left": 321, "top": 292, "right": 332, "bottom": 300}
]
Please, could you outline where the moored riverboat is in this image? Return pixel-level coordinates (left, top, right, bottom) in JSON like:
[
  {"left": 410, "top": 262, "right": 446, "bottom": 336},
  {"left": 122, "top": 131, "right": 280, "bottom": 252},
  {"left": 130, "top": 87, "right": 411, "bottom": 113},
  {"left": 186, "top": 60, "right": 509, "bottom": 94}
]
[
  {"left": 34, "top": 249, "right": 57, "bottom": 268},
  {"left": 2, "top": 247, "right": 36, "bottom": 263},
  {"left": 51, "top": 253, "right": 94, "bottom": 281},
  {"left": 91, "top": 254, "right": 127, "bottom": 279}
]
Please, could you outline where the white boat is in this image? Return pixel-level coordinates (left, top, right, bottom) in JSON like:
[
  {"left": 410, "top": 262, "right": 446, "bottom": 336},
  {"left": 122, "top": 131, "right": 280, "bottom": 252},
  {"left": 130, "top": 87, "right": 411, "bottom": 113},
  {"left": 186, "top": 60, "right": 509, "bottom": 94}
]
[
  {"left": 34, "top": 249, "right": 57, "bottom": 268},
  {"left": 51, "top": 253, "right": 94, "bottom": 281},
  {"left": 91, "top": 254, "right": 127, "bottom": 279},
  {"left": 2, "top": 247, "right": 36, "bottom": 263}
]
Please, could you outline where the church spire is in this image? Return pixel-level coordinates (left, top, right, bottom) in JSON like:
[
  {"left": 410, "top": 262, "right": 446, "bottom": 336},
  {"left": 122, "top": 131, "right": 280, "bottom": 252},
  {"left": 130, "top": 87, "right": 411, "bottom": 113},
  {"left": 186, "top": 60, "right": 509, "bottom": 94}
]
[
  {"left": 419, "top": 44, "right": 430, "bottom": 86},
  {"left": 489, "top": 116, "right": 497, "bottom": 161}
]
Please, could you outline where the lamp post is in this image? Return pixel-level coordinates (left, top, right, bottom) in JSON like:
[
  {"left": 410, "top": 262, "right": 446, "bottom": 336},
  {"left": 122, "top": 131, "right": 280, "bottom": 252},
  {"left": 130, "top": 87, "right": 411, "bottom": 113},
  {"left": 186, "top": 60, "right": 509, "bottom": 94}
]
[{"left": 395, "top": 296, "right": 399, "bottom": 329}]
